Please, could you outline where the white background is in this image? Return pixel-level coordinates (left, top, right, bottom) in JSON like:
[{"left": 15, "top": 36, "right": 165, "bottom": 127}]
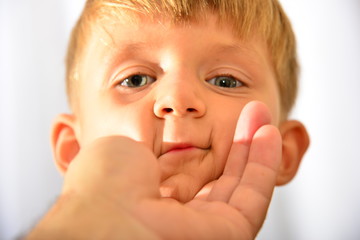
[{"left": 1, "top": 1, "right": 360, "bottom": 239}]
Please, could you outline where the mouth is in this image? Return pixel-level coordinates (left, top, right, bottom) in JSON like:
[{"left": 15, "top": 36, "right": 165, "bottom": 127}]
[
  {"left": 160, "top": 143, "right": 209, "bottom": 157},
  {"left": 166, "top": 144, "right": 195, "bottom": 153}
]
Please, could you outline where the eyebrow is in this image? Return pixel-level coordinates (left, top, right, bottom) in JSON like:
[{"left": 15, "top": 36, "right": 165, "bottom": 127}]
[
  {"left": 113, "top": 41, "right": 251, "bottom": 55},
  {"left": 210, "top": 42, "right": 256, "bottom": 57},
  {"left": 121, "top": 42, "right": 149, "bottom": 52},
  {"left": 111, "top": 42, "right": 150, "bottom": 57},
  {"left": 103, "top": 41, "right": 151, "bottom": 68},
  {"left": 213, "top": 43, "right": 243, "bottom": 53}
]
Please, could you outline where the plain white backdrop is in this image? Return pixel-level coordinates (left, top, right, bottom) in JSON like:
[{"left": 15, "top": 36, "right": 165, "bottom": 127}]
[{"left": 1, "top": 1, "right": 359, "bottom": 239}]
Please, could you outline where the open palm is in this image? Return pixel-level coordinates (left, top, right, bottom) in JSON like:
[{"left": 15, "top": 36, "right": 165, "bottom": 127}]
[{"left": 28, "top": 101, "right": 282, "bottom": 240}]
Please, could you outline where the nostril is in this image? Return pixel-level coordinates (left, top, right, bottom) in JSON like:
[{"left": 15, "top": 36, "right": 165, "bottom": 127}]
[
  {"left": 160, "top": 107, "right": 198, "bottom": 115},
  {"left": 164, "top": 108, "right": 173, "bottom": 113}
]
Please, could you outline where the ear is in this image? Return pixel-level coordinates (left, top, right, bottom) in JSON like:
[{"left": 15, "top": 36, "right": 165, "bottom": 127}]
[
  {"left": 51, "top": 114, "right": 80, "bottom": 175},
  {"left": 276, "top": 120, "right": 310, "bottom": 185}
]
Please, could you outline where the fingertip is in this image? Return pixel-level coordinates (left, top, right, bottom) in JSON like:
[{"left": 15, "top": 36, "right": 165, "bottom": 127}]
[
  {"left": 233, "top": 101, "right": 272, "bottom": 143},
  {"left": 252, "top": 124, "right": 282, "bottom": 170},
  {"left": 254, "top": 124, "right": 282, "bottom": 142}
]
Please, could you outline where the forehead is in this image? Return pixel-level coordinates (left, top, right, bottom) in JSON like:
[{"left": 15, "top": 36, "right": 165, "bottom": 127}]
[{"left": 86, "top": 13, "right": 270, "bottom": 67}]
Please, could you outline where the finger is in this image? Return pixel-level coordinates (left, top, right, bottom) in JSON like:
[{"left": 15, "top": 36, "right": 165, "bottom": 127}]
[
  {"left": 194, "top": 180, "right": 216, "bottom": 200},
  {"left": 206, "top": 101, "right": 271, "bottom": 202},
  {"left": 225, "top": 101, "right": 272, "bottom": 176},
  {"left": 229, "top": 125, "right": 282, "bottom": 232}
]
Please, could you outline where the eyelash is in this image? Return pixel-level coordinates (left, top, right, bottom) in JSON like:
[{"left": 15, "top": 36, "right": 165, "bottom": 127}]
[
  {"left": 117, "top": 74, "right": 156, "bottom": 88},
  {"left": 116, "top": 73, "right": 246, "bottom": 89},
  {"left": 206, "top": 74, "right": 246, "bottom": 88}
]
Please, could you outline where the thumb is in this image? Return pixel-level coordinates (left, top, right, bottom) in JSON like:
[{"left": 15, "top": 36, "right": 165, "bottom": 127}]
[{"left": 62, "top": 136, "right": 161, "bottom": 202}]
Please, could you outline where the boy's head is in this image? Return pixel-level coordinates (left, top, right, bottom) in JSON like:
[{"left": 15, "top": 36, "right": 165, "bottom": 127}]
[{"left": 52, "top": 0, "right": 309, "bottom": 202}]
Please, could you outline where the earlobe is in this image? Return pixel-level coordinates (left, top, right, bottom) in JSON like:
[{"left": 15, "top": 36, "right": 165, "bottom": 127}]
[
  {"left": 277, "top": 120, "right": 310, "bottom": 185},
  {"left": 51, "top": 114, "right": 80, "bottom": 175}
]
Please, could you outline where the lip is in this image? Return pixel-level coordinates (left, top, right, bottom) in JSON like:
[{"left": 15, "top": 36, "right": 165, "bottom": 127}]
[
  {"left": 160, "top": 143, "right": 208, "bottom": 157},
  {"left": 163, "top": 143, "right": 195, "bottom": 155},
  {"left": 158, "top": 143, "right": 210, "bottom": 179}
]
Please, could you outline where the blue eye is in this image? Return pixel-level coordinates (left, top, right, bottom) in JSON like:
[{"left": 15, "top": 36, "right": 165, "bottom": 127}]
[
  {"left": 207, "top": 76, "right": 243, "bottom": 88},
  {"left": 120, "top": 74, "right": 155, "bottom": 88}
]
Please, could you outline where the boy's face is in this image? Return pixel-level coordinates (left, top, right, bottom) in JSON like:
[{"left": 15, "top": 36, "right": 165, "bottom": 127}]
[{"left": 74, "top": 13, "right": 281, "bottom": 202}]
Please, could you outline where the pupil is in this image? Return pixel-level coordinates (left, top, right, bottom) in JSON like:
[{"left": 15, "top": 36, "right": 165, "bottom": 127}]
[
  {"left": 220, "top": 79, "right": 229, "bottom": 87},
  {"left": 131, "top": 75, "right": 143, "bottom": 86},
  {"left": 218, "top": 78, "right": 235, "bottom": 88}
]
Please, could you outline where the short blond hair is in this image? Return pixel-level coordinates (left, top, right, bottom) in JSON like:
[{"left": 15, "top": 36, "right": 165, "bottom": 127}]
[{"left": 66, "top": 0, "right": 298, "bottom": 118}]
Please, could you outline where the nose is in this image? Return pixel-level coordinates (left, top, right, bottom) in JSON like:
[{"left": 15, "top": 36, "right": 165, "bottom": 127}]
[{"left": 153, "top": 80, "right": 206, "bottom": 118}]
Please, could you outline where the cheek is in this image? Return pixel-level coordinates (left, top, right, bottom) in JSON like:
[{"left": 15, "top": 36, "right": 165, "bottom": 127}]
[
  {"left": 207, "top": 100, "right": 244, "bottom": 173},
  {"left": 255, "top": 81, "right": 282, "bottom": 125},
  {"left": 78, "top": 98, "right": 156, "bottom": 146}
]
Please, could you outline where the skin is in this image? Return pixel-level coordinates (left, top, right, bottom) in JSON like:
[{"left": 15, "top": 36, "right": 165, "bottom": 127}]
[
  {"left": 73, "top": 14, "right": 281, "bottom": 202},
  {"left": 27, "top": 102, "right": 282, "bottom": 240},
  {"left": 27, "top": 13, "right": 309, "bottom": 239}
]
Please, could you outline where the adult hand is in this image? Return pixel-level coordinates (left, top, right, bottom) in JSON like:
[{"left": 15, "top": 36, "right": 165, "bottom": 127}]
[{"left": 27, "top": 101, "right": 282, "bottom": 240}]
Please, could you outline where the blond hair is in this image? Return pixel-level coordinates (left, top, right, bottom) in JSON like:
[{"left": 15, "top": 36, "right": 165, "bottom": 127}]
[{"left": 66, "top": 0, "right": 298, "bottom": 118}]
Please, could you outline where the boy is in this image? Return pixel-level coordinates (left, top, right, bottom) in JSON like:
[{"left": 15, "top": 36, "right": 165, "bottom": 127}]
[{"left": 28, "top": 0, "right": 309, "bottom": 239}]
